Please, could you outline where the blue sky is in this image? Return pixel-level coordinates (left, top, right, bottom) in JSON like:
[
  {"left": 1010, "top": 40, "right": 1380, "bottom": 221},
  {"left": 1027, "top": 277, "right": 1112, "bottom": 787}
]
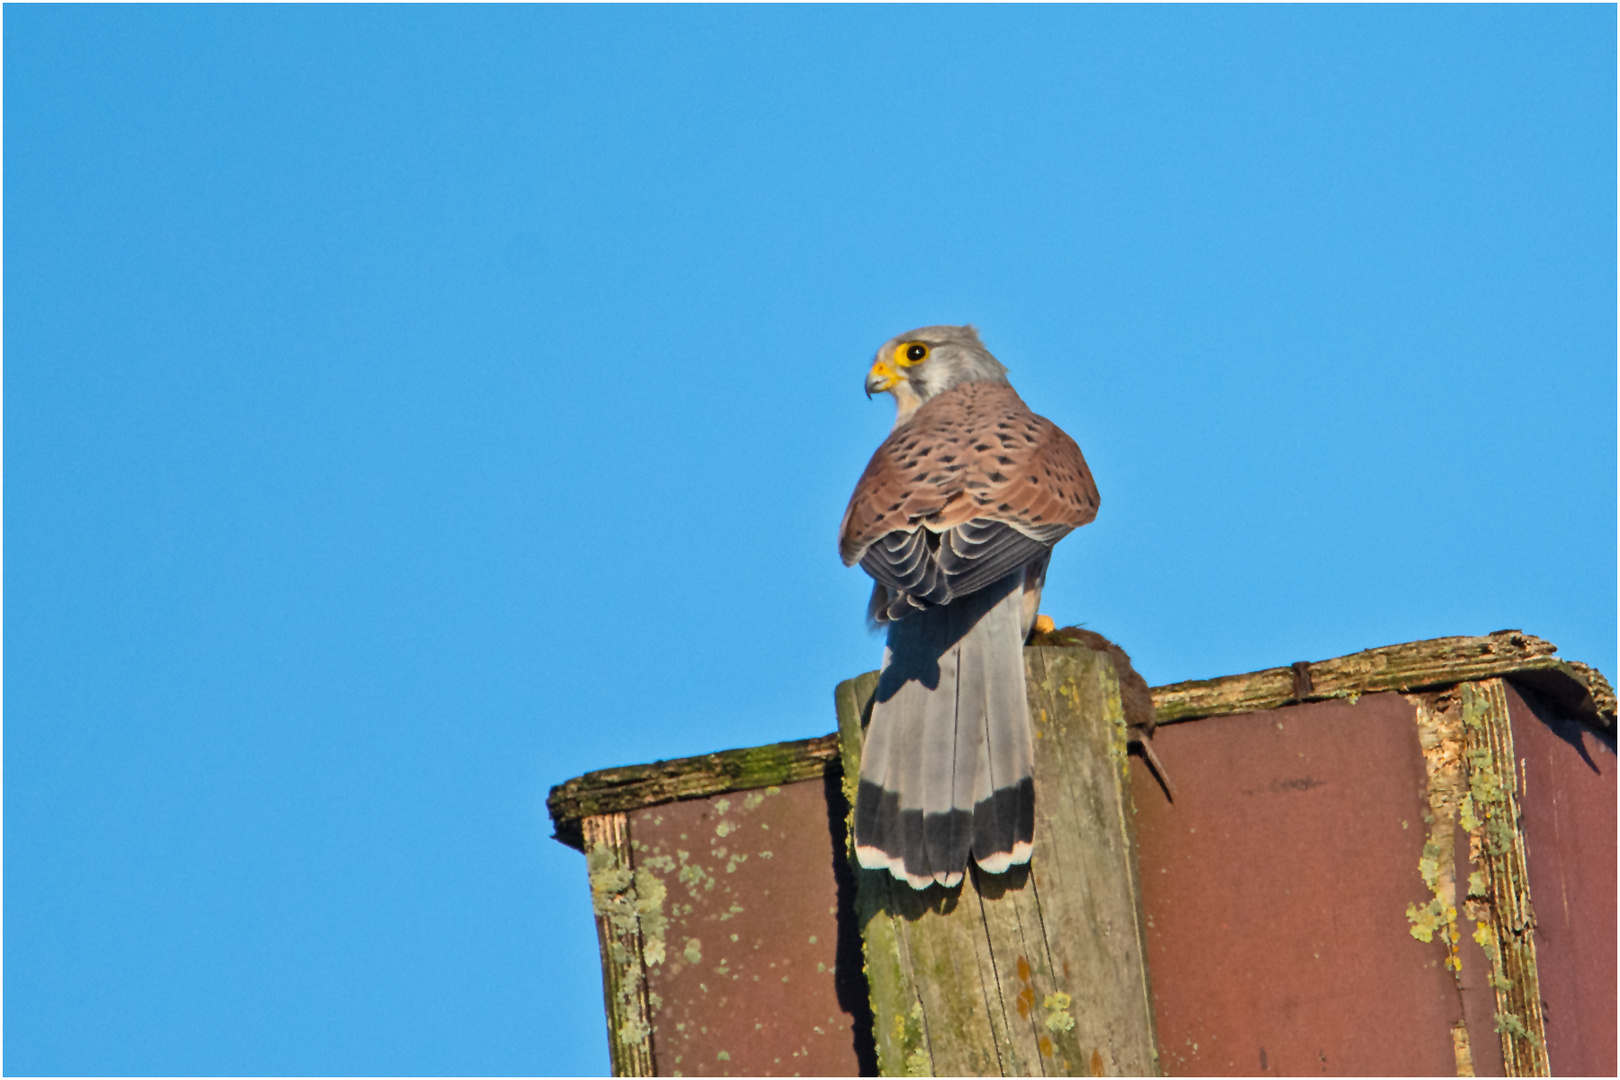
[{"left": 6, "top": 5, "right": 1613, "bottom": 1075}]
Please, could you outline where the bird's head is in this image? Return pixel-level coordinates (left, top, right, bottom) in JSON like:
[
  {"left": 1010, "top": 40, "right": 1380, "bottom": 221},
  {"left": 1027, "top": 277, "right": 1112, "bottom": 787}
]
[{"left": 865, "top": 324, "right": 1009, "bottom": 424}]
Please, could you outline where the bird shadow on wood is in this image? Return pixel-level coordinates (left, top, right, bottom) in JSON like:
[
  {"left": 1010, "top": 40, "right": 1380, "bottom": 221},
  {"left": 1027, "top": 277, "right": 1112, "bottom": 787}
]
[
  {"left": 854, "top": 867, "right": 965, "bottom": 931},
  {"left": 856, "top": 861, "right": 1034, "bottom": 929},
  {"left": 821, "top": 767, "right": 879, "bottom": 1075},
  {"left": 970, "top": 862, "right": 1031, "bottom": 901}
]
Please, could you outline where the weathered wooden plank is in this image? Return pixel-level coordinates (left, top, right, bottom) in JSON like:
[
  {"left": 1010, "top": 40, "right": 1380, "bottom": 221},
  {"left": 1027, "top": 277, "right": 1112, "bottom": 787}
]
[
  {"left": 836, "top": 671, "right": 929, "bottom": 1077},
  {"left": 1151, "top": 631, "right": 1614, "bottom": 730},
  {"left": 840, "top": 645, "right": 1160, "bottom": 1077},
  {"left": 1024, "top": 648, "right": 1159, "bottom": 1075},
  {"left": 898, "top": 881, "right": 1006, "bottom": 1076},
  {"left": 557, "top": 633, "right": 1611, "bottom": 1077},
  {"left": 1407, "top": 691, "right": 1499, "bottom": 1076},
  {"left": 967, "top": 869, "right": 1048, "bottom": 1074},
  {"left": 1500, "top": 681, "right": 1617, "bottom": 1074},
  {"left": 581, "top": 813, "right": 656, "bottom": 1077},
  {"left": 548, "top": 734, "right": 840, "bottom": 850},
  {"left": 1403, "top": 678, "right": 1555, "bottom": 1076},
  {"left": 1459, "top": 679, "right": 1551, "bottom": 1076},
  {"left": 550, "top": 636, "right": 1614, "bottom": 854},
  {"left": 835, "top": 671, "right": 881, "bottom": 842}
]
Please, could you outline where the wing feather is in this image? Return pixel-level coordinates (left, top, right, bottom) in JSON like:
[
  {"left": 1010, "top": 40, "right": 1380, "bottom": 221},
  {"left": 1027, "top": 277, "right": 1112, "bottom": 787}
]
[
  {"left": 859, "top": 519, "right": 1060, "bottom": 616},
  {"left": 839, "top": 381, "right": 1098, "bottom": 617}
]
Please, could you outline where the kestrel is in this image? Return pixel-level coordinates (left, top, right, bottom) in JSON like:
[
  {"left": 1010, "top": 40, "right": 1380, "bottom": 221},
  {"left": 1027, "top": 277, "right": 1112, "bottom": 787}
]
[{"left": 839, "top": 325, "right": 1099, "bottom": 889}]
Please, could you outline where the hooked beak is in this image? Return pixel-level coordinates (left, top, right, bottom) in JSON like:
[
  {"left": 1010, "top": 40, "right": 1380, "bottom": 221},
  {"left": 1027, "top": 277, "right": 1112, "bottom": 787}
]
[{"left": 865, "top": 359, "right": 903, "bottom": 399}]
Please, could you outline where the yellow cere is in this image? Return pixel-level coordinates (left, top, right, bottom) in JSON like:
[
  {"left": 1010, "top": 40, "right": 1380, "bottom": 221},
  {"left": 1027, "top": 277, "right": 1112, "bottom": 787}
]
[{"left": 866, "top": 359, "right": 903, "bottom": 391}]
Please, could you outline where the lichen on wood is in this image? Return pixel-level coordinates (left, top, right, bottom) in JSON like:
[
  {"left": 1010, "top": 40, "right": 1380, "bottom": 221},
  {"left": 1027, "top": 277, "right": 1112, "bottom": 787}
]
[
  {"left": 1407, "top": 696, "right": 1466, "bottom": 970},
  {"left": 834, "top": 670, "right": 881, "bottom": 857},
  {"left": 1151, "top": 631, "right": 1614, "bottom": 731},
  {"left": 1408, "top": 692, "right": 1481, "bottom": 1077},
  {"left": 1404, "top": 679, "right": 1552, "bottom": 1077},
  {"left": 1458, "top": 680, "right": 1550, "bottom": 1076},
  {"left": 552, "top": 631, "right": 1607, "bottom": 1077},
  {"left": 549, "top": 734, "right": 840, "bottom": 850},
  {"left": 837, "top": 645, "right": 1160, "bottom": 1077},
  {"left": 582, "top": 813, "right": 656, "bottom": 1077},
  {"left": 550, "top": 634, "right": 1614, "bottom": 852}
]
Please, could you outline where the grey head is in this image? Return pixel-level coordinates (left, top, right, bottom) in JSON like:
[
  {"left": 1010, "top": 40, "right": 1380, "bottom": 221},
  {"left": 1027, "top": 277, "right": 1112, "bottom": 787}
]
[{"left": 865, "top": 324, "right": 1010, "bottom": 425}]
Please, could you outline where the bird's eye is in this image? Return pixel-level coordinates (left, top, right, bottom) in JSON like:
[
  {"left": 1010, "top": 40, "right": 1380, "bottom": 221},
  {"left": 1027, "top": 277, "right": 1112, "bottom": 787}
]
[{"left": 899, "top": 343, "right": 929, "bottom": 366}]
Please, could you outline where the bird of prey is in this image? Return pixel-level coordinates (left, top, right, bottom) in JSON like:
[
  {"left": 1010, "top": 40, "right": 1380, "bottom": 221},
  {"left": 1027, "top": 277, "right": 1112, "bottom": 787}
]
[{"left": 838, "top": 325, "right": 1099, "bottom": 889}]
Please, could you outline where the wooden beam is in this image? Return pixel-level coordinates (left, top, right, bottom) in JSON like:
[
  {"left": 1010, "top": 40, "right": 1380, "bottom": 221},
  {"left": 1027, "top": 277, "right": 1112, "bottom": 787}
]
[
  {"left": 548, "top": 734, "right": 840, "bottom": 851},
  {"left": 1150, "top": 631, "right": 1614, "bottom": 729},
  {"left": 581, "top": 813, "right": 655, "bottom": 1077},
  {"left": 839, "top": 646, "right": 1160, "bottom": 1077},
  {"left": 1460, "top": 680, "right": 1551, "bottom": 1076},
  {"left": 547, "top": 633, "right": 1613, "bottom": 847}
]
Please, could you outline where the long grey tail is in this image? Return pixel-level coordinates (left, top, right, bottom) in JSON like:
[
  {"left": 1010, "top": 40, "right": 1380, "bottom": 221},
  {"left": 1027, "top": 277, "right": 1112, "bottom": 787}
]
[{"left": 853, "top": 570, "right": 1035, "bottom": 889}]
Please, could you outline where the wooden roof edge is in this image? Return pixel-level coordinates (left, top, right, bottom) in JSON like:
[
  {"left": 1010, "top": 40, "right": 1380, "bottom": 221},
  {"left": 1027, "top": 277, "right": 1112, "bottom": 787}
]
[
  {"left": 546, "top": 731, "right": 841, "bottom": 851},
  {"left": 1149, "top": 630, "right": 1615, "bottom": 730},
  {"left": 547, "top": 631, "right": 1614, "bottom": 849}
]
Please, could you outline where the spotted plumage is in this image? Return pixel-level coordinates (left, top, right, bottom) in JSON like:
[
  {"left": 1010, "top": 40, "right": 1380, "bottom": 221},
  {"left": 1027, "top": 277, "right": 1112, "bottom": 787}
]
[{"left": 839, "top": 324, "right": 1098, "bottom": 888}]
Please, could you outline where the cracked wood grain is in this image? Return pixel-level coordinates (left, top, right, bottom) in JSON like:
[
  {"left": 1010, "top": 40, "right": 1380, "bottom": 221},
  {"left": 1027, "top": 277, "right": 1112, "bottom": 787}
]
[{"left": 837, "top": 646, "right": 1160, "bottom": 1077}]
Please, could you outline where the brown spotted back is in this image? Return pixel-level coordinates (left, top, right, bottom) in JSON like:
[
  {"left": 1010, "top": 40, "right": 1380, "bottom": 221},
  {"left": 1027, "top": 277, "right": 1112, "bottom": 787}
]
[{"left": 839, "top": 381, "right": 1099, "bottom": 566}]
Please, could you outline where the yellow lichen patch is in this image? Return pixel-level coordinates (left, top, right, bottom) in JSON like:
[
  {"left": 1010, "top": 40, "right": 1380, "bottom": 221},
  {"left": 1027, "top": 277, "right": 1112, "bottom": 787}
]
[
  {"left": 1450, "top": 1020, "right": 1475, "bottom": 1077},
  {"left": 676, "top": 859, "right": 715, "bottom": 900},
  {"left": 618, "top": 1015, "right": 650, "bottom": 1046},
  {"left": 1419, "top": 843, "right": 1442, "bottom": 889},
  {"left": 1458, "top": 793, "right": 1479, "bottom": 833},
  {"left": 1405, "top": 897, "right": 1456, "bottom": 948},
  {"left": 1094, "top": 670, "right": 1129, "bottom": 767},
  {"left": 1493, "top": 1011, "right": 1539, "bottom": 1045},
  {"left": 1456, "top": 679, "right": 1550, "bottom": 1073},
  {"left": 1407, "top": 697, "right": 1465, "bottom": 972},
  {"left": 634, "top": 869, "right": 668, "bottom": 965},
  {"left": 1469, "top": 922, "right": 1512, "bottom": 992},
  {"left": 587, "top": 843, "right": 669, "bottom": 967},
  {"left": 893, "top": 1001, "right": 930, "bottom": 1077},
  {"left": 583, "top": 824, "right": 659, "bottom": 1072},
  {"left": 1043, "top": 991, "right": 1076, "bottom": 1033}
]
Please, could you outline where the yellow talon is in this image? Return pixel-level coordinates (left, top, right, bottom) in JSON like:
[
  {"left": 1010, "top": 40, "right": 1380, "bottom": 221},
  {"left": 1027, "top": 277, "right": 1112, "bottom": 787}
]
[{"left": 1033, "top": 614, "right": 1056, "bottom": 634}]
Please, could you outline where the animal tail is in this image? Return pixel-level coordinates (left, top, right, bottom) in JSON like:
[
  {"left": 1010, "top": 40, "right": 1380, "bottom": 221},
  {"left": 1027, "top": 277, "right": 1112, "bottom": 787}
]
[{"left": 853, "top": 569, "right": 1035, "bottom": 889}]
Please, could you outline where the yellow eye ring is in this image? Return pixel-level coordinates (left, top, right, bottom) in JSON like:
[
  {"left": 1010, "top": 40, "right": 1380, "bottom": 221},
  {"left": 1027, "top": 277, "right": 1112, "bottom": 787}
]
[{"left": 896, "top": 342, "right": 929, "bottom": 367}]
